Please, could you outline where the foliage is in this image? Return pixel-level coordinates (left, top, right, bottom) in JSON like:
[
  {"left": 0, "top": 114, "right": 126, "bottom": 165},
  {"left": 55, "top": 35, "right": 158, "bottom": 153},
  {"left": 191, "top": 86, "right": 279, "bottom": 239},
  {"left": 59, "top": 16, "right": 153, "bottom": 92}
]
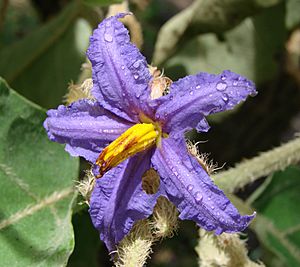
[
  {"left": 0, "top": 78, "right": 79, "bottom": 266},
  {"left": 0, "top": 0, "right": 300, "bottom": 266}
]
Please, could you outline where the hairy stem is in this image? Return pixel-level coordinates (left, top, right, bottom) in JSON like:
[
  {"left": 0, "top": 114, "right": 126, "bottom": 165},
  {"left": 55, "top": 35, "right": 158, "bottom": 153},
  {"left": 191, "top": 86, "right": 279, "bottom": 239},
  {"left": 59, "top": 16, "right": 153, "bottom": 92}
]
[
  {"left": 115, "top": 220, "right": 154, "bottom": 267},
  {"left": 213, "top": 135, "right": 300, "bottom": 193}
]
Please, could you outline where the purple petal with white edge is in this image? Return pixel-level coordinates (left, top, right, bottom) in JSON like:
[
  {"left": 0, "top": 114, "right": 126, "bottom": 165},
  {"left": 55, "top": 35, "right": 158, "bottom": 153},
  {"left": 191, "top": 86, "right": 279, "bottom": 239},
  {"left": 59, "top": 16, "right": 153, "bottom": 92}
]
[
  {"left": 87, "top": 14, "right": 154, "bottom": 122},
  {"left": 89, "top": 151, "right": 161, "bottom": 252},
  {"left": 44, "top": 99, "right": 132, "bottom": 162},
  {"left": 151, "top": 137, "right": 255, "bottom": 234},
  {"left": 155, "top": 70, "right": 257, "bottom": 137}
]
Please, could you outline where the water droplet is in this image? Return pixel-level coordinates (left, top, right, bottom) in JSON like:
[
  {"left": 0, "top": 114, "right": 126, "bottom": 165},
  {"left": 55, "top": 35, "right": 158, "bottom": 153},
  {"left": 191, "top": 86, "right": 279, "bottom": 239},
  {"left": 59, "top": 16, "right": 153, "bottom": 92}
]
[
  {"left": 134, "top": 74, "right": 139, "bottom": 80},
  {"left": 187, "top": 184, "right": 194, "bottom": 192},
  {"left": 222, "top": 93, "right": 229, "bottom": 102},
  {"left": 135, "top": 92, "right": 140, "bottom": 98},
  {"left": 104, "top": 33, "right": 113, "bottom": 42},
  {"left": 233, "top": 80, "right": 238, "bottom": 86},
  {"left": 195, "top": 192, "right": 203, "bottom": 203},
  {"left": 221, "top": 75, "right": 226, "bottom": 81},
  {"left": 189, "top": 90, "right": 194, "bottom": 95},
  {"left": 220, "top": 203, "right": 227, "bottom": 210},
  {"left": 250, "top": 90, "right": 258, "bottom": 97},
  {"left": 196, "top": 85, "right": 201, "bottom": 89},
  {"left": 216, "top": 82, "right": 227, "bottom": 91},
  {"left": 133, "top": 61, "right": 140, "bottom": 68},
  {"left": 121, "top": 65, "right": 125, "bottom": 70},
  {"left": 211, "top": 206, "right": 215, "bottom": 210}
]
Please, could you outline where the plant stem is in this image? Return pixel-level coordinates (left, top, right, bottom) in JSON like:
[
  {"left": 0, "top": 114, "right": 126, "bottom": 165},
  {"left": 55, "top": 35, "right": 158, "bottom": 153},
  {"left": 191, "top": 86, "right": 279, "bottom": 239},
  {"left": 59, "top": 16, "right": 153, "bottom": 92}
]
[{"left": 213, "top": 135, "right": 300, "bottom": 193}]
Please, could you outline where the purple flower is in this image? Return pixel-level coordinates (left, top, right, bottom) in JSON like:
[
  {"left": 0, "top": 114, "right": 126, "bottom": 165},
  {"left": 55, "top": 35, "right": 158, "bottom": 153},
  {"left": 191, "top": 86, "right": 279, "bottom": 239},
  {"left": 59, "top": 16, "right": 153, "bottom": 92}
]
[{"left": 44, "top": 14, "right": 256, "bottom": 252}]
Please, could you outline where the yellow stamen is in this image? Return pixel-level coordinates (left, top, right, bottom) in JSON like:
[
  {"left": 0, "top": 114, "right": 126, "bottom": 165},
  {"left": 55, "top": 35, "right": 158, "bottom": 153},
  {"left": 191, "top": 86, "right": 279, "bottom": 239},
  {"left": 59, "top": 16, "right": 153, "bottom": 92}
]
[{"left": 96, "top": 123, "right": 160, "bottom": 177}]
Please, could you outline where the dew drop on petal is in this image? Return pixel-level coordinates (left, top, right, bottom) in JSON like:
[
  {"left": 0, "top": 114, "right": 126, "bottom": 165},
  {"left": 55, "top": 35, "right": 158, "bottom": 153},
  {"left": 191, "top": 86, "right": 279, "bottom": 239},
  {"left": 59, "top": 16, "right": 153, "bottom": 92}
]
[
  {"left": 133, "top": 61, "right": 140, "bottom": 68},
  {"left": 104, "top": 33, "right": 113, "bottom": 42},
  {"left": 121, "top": 65, "right": 125, "bottom": 70},
  {"left": 220, "top": 202, "right": 228, "bottom": 211},
  {"left": 187, "top": 184, "right": 194, "bottom": 192},
  {"left": 216, "top": 82, "right": 227, "bottom": 91},
  {"left": 250, "top": 90, "right": 258, "bottom": 97},
  {"left": 221, "top": 75, "right": 226, "bottom": 81},
  {"left": 233, "top": 80, "right": 238, "bottom": 86},
  {"left": 222, "top": 93, "right": 229, "bottom": 102},
  {"left": 134, "top": 74, "right": 139, "bottom": 80},
  {"left": 189, "top": 90, "right": 194, "bottom": 95},
  {"left": 196, "top": 85, "right": 201, "bottom": 89},
  {"left": 195, "top": 192, "right": 203, "bottom": 204}
]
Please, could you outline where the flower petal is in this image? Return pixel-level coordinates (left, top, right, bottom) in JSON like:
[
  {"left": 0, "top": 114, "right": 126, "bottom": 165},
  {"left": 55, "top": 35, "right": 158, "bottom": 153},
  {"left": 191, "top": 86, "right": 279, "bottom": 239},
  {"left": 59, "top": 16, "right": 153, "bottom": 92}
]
[
  {"left": 151, "top": 137, "right": 255, "bottom": 234},
  {"left": 155, "top": 70, "right": 257, "bottom": 137},
  {"left": 89, "top": 151, "right": 161, "bottom": 252},
  {"left": 43, "top": 99, "right": 132, "bottom": 162},
  {"left": 87, "top": 14, "right": 154, "bottom": 122}
]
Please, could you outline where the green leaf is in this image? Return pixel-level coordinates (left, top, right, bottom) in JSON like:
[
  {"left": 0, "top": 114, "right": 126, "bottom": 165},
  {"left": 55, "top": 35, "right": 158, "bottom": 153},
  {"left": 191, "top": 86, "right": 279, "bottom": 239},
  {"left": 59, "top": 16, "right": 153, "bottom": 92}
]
[
  {"left": 0, "top": 78, "right": 79, "bottom": 267},
  {"left": 152, "top": 0, "right": 283, "bottom": 65},
  {"left": 164, "top": 3, "right": 286, "bottom": 85},
  {"left": 253, "top": 166, "right": 300, "bottom": 267},
  {"left": 0, "top": 1, "right": 91, "bottom": 108}
]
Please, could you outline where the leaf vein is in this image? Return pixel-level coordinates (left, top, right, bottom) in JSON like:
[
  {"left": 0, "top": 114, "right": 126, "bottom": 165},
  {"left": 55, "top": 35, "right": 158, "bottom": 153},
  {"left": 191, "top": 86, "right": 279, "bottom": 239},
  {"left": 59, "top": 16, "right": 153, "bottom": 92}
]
[{"left": 0, "top": 187, "right": 74, "bottom": 230}]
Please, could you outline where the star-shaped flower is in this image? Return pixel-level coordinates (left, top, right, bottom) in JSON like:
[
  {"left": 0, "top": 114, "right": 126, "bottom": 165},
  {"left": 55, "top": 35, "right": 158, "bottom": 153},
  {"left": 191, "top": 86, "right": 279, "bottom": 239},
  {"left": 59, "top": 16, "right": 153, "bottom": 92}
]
[{"left": 44, "top": 14, "right": 256, "bottom": 252}]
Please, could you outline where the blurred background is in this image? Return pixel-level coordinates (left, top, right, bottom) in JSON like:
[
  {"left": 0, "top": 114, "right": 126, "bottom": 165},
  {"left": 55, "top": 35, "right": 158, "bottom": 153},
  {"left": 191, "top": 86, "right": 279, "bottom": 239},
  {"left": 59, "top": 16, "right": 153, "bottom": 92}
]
[{"left": 0, "top": 0, "right": 300, "bottom": 266}]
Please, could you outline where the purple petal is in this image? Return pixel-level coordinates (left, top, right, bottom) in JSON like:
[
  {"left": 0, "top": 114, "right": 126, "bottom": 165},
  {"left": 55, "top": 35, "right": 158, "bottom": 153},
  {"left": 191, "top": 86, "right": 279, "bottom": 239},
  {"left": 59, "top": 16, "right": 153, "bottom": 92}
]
[
  {"left": 155, "top": 70, "right": 257, "bottom": 137},
  {"left": 43, "top": 99, "right": 132, "bottom": 162},
  {"left": 151, "top": 137, "right": 255, "bottom": 234},
  {"left": 89, "top": 151, "right": 161, "bottom": 252},
  {"left": 87, "top": 14, "right": 154, "bottom": 122}
]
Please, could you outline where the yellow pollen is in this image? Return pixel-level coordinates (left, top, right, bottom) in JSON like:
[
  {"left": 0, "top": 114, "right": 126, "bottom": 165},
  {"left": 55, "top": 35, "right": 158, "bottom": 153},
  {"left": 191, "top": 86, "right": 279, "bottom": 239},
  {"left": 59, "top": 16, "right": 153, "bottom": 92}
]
[{"left": 96, "top": 123, "right": 160, "bottom": 177}]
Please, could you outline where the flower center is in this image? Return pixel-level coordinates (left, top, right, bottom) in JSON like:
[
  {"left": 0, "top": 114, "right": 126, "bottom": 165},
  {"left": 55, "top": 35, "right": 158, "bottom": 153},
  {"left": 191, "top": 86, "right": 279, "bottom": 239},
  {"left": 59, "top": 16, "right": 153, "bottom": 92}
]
[{"left": 95, "top": 122, "right": 162, "bottom": 177}]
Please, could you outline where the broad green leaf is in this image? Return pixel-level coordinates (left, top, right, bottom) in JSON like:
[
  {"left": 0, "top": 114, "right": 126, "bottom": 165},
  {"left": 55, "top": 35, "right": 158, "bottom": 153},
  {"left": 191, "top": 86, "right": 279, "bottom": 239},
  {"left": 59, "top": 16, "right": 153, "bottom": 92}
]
[
  {"left": 253, "top": 166, "right": 300, "bottom": 267},
  {"left": 164, "top": 3, "right": 286, "bottom": 85},
  {"left": 0, "top": 78, "right": 79, "bottom": 267},
  {"left": 0, "top": 1, "right": 91, "bottom": 108},
  {"left": 152, "top": 0, "right": 283, "bottom": 65}
]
